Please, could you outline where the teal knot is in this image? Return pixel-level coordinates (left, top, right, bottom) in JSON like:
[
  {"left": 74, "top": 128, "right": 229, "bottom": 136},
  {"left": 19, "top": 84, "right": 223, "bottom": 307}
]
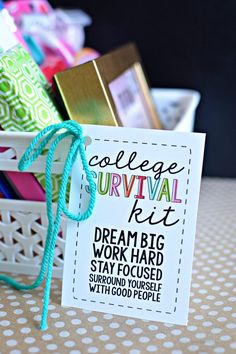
[{"left": 0, "top": 121, "right": 96, "bottom": 330}]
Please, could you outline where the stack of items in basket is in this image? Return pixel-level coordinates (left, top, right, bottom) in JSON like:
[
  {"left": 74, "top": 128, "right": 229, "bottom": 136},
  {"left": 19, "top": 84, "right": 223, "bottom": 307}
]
[
  {"left": 0, "top": 0, "right": 99, "bottom": 201},
  {"left": 0, "top": 1, "right": 163, "bottom": 202}
]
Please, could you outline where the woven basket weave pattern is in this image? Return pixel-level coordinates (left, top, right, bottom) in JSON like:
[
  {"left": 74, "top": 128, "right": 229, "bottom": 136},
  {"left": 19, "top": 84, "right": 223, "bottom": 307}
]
[{"left": 0, "top": 201, "right": 66, "bottom": 277}]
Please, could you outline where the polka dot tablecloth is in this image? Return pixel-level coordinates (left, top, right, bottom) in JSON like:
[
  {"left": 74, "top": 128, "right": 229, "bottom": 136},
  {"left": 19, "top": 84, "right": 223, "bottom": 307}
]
[{"left": 0, "top": 178, "right": 236, "bottom": 354}]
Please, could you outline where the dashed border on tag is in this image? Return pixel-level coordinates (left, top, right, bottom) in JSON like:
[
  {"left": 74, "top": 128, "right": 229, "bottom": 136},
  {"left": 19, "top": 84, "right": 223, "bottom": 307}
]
[{"left": 72, "top": 138, "right": 192, "bottom": 315}]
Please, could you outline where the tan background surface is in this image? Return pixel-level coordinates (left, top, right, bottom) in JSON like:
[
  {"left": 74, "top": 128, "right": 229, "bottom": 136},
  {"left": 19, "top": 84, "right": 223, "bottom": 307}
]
[{"left": 0, "top": 178, "right": 236, "bottom": 353}]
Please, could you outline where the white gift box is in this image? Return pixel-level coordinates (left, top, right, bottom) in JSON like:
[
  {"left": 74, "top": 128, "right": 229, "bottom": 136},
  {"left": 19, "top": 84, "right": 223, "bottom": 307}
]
[{"left": 0, "top": 88, "right": 200, "bottom": 277}]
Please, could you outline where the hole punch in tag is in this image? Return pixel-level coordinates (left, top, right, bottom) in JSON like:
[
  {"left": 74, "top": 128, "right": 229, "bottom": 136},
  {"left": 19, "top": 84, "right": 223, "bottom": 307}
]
[{"left": 84, "top": 136, "right": 92, "bottom": 147}]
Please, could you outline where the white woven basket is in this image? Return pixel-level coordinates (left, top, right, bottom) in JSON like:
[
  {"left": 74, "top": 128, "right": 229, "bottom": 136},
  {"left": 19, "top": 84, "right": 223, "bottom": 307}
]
[
  {"left": 0, "top": 199, "right": 67, "bottom": 278},
  {"left": 0, "top": 132, "right": 68, "bottom": 278},
  {"left": 0, "top": 88, "right": 200, "bottom": 277}
]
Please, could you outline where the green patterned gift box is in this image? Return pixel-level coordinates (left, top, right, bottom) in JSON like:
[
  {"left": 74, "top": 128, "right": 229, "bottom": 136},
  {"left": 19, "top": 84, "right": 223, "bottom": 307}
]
[
  {"left": 0, "top": 44, "right": 63, "bottom": 202},
  {"left": 0, "top": 44, "right": 61, "bottom": 130}
]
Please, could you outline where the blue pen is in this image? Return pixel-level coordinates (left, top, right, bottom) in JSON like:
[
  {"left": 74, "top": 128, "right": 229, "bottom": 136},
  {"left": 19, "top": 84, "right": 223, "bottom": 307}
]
[{"left": 0, "top": 172, "right": 19, "bottom": 199}]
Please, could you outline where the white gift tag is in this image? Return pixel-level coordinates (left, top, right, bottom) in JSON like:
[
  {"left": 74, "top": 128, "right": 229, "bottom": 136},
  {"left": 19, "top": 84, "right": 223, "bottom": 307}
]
[{"left": 62, "top": 125, "right": 205, "bottom": 325}]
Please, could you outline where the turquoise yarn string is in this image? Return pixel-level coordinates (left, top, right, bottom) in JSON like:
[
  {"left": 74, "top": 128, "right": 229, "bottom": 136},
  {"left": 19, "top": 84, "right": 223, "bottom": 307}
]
[{"left": 0, "top": 121, "right": 96, "bottom": 330}]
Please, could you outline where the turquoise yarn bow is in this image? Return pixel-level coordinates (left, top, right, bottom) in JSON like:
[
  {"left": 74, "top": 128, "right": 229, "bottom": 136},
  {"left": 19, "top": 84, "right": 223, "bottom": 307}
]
[{"left": 0, "top": 121, "right": 96, "bottom": 330}]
